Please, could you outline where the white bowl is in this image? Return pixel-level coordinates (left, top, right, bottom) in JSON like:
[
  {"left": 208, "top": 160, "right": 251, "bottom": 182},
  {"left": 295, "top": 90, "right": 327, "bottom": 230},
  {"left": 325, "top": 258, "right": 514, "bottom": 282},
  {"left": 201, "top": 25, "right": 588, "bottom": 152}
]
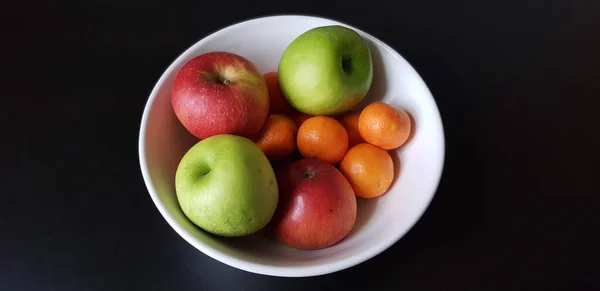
[{"left": 139, "top": 15, "right": 445, "bottom": 277}]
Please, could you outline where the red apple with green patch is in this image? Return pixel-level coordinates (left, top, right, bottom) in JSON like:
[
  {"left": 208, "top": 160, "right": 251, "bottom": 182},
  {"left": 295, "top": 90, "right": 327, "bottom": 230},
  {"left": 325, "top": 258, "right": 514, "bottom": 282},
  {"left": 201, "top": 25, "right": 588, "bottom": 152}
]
[
  {"left": 171, "top": 52, "right": 269, "bottom": 140},
  {"left": 274, "top": 158, "right": 357, "bottom": 250}
]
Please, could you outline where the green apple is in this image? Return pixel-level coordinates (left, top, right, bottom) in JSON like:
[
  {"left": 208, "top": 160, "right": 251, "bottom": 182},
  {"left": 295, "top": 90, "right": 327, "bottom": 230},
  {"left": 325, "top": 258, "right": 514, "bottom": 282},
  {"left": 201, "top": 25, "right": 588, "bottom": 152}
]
[
  {"left": 278, "top": 25, "right": 373, "bottom": 116},
  {"left": 175, "top": 134, "right": 278, "bottom": 237}
]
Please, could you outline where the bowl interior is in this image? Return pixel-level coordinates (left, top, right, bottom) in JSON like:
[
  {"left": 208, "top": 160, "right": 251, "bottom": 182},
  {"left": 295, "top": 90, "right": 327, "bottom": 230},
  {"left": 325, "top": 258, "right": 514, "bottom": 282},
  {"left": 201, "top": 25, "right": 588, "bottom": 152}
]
[{"left": 140, "top": 15, "right": 444, "bottom": 277}]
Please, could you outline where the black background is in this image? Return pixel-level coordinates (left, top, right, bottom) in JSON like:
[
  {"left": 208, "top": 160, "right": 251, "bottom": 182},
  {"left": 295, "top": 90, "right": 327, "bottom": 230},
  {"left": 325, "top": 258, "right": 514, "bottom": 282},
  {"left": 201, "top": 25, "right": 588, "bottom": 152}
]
[{"left": 2, "top": 0, "right": 599, "bottom": 290}]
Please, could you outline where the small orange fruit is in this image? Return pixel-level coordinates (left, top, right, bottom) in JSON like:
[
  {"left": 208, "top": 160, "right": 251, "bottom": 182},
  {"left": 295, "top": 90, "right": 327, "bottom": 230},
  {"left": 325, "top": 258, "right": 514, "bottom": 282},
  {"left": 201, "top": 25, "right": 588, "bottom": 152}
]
[
  {"left": 340, "top": 143, "right": 394, "bottom": 198},
  {"left": 358, "top": 102, "right": 412, "bottom": 150},
  {"left": 264, "top": 72, "right": 294, "bottom": 114},
  {"left": 339, "top": 110, "right": 365, "bottom": 147},
  {"left": 297, "top": 116, "right": 348, "bottom": 164},
  {"left": 291, "top": 112, "right": 312, "bottom": 127},
  {"left": 254, "top": 114, "right": 298, "bottom": 159}
]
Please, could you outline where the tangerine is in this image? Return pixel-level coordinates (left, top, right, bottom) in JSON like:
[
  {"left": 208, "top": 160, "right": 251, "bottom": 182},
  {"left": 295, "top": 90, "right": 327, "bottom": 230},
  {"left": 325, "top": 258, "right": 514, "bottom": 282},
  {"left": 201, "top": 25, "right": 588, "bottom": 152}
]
[
  {"left": 340, "top": 143, "right": 394, "bottom": 198},
  {"left": 358, "top": 102, "right": 412, "bottom": 150},
  {"left": 297, "top": 116, "right": 348, "bottom": 164},
  {"left": 264, "top": 72, "right": 294, "bottom": 114},
  {"left": 339, "top": 110, "right": 365, "bottom": 147},
  {"left": 254, "top": 114, "right": 298, "bottom": 159}
]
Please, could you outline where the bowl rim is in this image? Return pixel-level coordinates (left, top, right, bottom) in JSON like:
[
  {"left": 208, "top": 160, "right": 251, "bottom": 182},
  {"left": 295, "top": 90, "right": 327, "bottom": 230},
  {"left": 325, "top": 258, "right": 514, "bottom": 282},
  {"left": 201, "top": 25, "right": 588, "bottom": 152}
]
[{"left": 138, "top": 14, "right": 445, "bottom": 277}]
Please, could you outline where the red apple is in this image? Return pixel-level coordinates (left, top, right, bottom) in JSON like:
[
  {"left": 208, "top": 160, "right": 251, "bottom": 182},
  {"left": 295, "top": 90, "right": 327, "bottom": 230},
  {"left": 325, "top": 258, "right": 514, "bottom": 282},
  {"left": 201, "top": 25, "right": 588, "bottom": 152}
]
[
  {"left": 171, "top": 52, "right": 269, "bottom": 140},
  {"left": 274, "top": 159, "right": 357, "bottom": 250}
]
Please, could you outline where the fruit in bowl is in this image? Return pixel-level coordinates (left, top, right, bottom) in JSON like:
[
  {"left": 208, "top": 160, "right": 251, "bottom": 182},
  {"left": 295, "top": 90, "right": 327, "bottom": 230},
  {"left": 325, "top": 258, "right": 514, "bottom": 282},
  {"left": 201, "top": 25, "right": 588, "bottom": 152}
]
[
  {"left": 253, "top": 114, "right": 298, "bottom": 160},
  {"left": 171, "top": 33, "right": 404, "bottom": 246},
  {"left": 139, "top": 15, "right": 444, "bottom": 277},
  {"left": 171, "top": 51, "right": 269, "bottom": 140},
  {"left": 274, "top": 159, "right": 357, "bottom": 250},
  {"left": 296, "top": 116, "right": 349, "bottom": 164},
  {"left": 175, "top": 134, "right": 279, "bottom": 237},
  {"left": 278, "top": 25, "right": 373, "bottom": 116}
]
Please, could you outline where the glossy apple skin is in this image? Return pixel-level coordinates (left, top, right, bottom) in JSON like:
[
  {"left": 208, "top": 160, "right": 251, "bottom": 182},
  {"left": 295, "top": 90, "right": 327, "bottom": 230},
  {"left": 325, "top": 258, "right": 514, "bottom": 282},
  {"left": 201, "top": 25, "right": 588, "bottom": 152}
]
[
  {"left": 172, "top": 52, "right": 269, "bottom": 140},
  {"left": 175, "top": 134, "right": 279, "bottom": 237},
  {"left": 274, "top": 159, "right": 357, "bottom": 250},
  {"left": 278, "top": 25, "right": 373, "bottom": 116}
]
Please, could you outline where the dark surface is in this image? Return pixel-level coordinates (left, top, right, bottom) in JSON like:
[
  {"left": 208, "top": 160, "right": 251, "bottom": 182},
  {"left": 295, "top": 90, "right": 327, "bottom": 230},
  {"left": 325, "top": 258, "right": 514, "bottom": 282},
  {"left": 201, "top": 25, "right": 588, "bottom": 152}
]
[{"left": 1, "top": 0, "right": 599, "bottom": 290}]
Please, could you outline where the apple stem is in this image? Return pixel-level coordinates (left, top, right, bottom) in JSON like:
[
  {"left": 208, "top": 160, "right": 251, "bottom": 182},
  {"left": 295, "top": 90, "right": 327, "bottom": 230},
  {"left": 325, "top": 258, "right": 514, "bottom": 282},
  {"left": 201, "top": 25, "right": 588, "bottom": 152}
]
[
  {"left": 342, "top": 56, "right": 353, "bottom": 74},
  {"left": 222, "top": 79, "right": 230, "bottom": 85},
  {"left": 303, "top": 171, "right": 316, "bottom": 179}
]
